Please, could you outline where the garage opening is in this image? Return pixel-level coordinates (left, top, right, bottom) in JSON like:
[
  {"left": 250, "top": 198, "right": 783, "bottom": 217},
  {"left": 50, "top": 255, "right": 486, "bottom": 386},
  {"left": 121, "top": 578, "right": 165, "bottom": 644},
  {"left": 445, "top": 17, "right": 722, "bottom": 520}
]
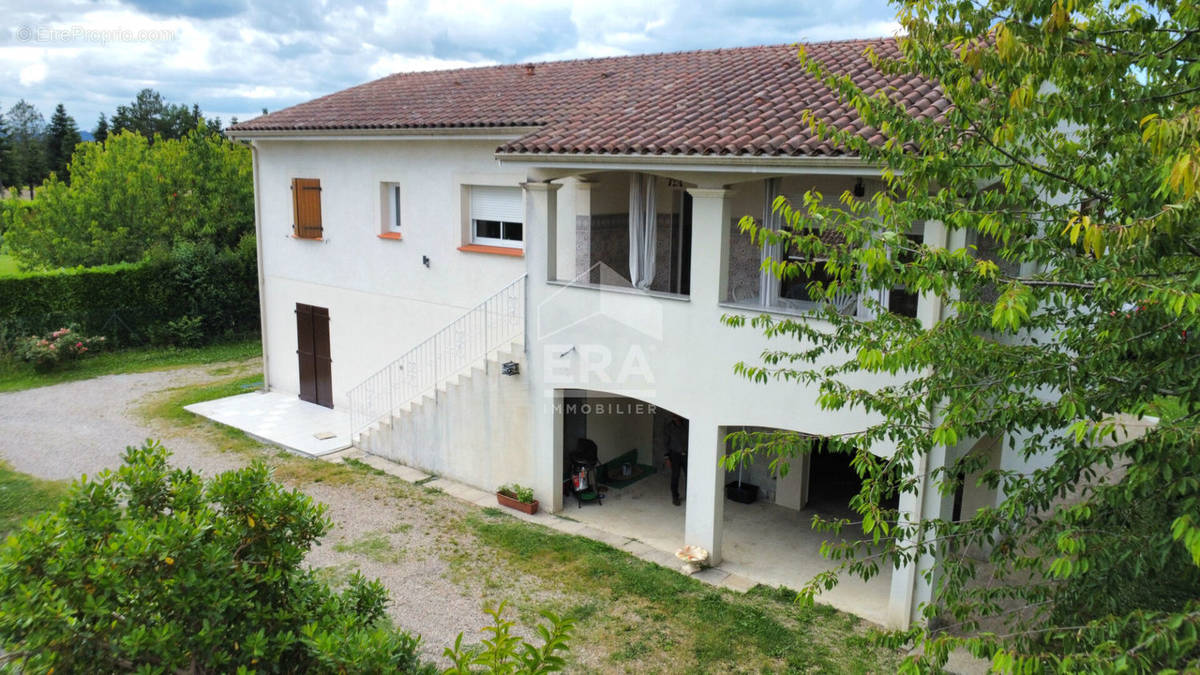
[{"left": 557, "top": 390, "right": 686, "bottom": 553}]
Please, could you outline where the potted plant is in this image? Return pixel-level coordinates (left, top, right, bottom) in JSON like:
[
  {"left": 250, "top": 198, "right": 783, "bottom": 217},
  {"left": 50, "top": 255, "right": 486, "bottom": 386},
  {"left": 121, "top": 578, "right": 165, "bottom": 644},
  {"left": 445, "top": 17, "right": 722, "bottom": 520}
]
[
  {"left": 496, "top": 483, "right": 539, "bottom": 515},
  {"left": 724, "top": 450, "right": 759, "bottom": 504}
]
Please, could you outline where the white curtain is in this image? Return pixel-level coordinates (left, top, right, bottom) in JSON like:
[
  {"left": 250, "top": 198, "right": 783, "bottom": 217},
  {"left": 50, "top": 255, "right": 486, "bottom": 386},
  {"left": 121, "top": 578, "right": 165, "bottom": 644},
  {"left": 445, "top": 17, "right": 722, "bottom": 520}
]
[
  {"left": 856, "top": 282, "right": 889, "bottom": 319},
  {"left": 759, "top": 177, "right": 782, "bottom": 306},
  {"left": 628, "top": 173, "right": 657, "bottom": 290}
]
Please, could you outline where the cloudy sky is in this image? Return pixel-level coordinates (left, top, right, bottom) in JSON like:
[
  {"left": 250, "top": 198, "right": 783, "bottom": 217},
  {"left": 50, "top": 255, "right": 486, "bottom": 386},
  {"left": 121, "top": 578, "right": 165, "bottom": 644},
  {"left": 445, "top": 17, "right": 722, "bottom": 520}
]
[{"left": 2, "top": 0, "right": 900, "bottom": 132}]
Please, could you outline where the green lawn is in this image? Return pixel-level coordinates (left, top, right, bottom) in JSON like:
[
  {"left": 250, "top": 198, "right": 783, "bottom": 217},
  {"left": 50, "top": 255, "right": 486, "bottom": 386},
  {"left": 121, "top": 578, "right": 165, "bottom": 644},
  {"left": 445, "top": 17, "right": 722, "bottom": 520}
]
[
  {"left": 136, "top": 369, "right": 901, "bottom": 672},
  {"left": 0, "top": 461, "right": 67, "bottom": 536},
  {"left": 0, "top": 339, "right": 262, "bottom": 393},
  {"left": 457, "top": 511, "right": 895, "bottom": 672},
  {"left": 0, "top": 254, "right": 21, "bottom": 278}
]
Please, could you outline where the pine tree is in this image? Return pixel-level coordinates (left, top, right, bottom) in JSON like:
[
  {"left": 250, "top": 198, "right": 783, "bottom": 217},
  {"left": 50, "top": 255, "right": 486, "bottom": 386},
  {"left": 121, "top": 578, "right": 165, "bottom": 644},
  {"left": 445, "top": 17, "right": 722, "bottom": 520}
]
[
  {"left": 6, "top": 100, "right": 46, "bottom": 195},
  {"left": 45, "top": 103, "right": 81, "bottom": 181},
  {"left": 0, "top": 113, "right": 13, "bottom": 192},
  {"left": 94, "top": 113, "right": 109, "bottom": 144},
  {"left": 111, "top": 89, "right": 210, "bottom": 142}
]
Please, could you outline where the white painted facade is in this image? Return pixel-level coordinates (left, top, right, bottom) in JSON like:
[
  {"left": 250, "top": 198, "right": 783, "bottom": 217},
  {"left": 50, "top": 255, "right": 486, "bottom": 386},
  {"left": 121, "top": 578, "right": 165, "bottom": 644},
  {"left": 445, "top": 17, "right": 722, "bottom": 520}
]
[
  {"left": 241, "top": 130, "right": 1000, "bottom": 629},
  {"left": 251, "top": 137, "right": 579, "bottom": 410}
]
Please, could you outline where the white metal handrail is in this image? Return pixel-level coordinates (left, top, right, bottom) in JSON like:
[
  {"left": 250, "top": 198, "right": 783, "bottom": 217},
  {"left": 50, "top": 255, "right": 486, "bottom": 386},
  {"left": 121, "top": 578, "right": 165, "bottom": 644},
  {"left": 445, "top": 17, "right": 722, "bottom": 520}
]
[{"left": 347, "top": 275, "right": 525, "bottom": 437}]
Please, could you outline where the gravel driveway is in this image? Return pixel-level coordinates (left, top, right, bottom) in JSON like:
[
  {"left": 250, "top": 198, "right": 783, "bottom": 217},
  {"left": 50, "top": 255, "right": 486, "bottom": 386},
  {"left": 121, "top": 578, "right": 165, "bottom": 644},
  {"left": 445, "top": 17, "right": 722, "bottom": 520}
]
[
  {"left": 0, "top": 366, "right": 248, "bottom": 480},
  {"left": 0, "top": 361, "right": 522, "bottom": 664}
]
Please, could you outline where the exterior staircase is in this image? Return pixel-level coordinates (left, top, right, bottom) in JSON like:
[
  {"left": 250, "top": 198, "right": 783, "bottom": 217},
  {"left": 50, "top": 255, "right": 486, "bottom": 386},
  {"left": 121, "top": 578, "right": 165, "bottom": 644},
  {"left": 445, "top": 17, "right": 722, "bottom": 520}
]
[{"left": 346, "top": 275, "right": 530, "bottom": 488}]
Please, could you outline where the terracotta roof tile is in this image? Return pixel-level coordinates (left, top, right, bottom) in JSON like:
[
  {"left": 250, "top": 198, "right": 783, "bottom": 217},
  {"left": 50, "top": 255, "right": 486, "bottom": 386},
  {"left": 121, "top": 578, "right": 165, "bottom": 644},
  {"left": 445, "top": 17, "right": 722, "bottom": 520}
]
[{"left": 230, "top": 38, "right": 944, "bottom": 158}]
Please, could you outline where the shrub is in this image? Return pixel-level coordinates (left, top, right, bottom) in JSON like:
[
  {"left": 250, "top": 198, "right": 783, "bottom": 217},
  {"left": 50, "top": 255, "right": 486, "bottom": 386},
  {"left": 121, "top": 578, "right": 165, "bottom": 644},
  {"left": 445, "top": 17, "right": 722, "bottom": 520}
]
[
  {"left": 14, "top": 326, "right": 104, "bottom": 372},
  {"left": 0, "top": 441, "right": 434, "bottom": 673},
  {"left": 0, "top": 241, "right": 259, "bottom": 352},
  {"left": 443, "top": 601, "right": 574, "bottom": 674},
  {"left": 152, "top": 315, "right": 206, "bottom": 348}
]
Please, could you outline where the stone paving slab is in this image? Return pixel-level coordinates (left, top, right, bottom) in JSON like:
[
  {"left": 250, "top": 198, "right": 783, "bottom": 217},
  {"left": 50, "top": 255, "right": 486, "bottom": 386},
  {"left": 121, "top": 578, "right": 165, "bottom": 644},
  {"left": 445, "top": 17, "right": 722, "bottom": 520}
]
[
  {"left": 577, "top": 526, "right": 631, "bottom": 548},
  {"left": 634, "top": 548, "right": 679, "bottom": 570},
  {"left": 358, "top": 454, "right": 430, "bottom": 482},
  {"left": 323, "top": 448, "right": 363, "bottom": 464},
  {"left": 426, "top": 478, "right": 491, "bottom": 504},
  {"left": 691, "top": 567, "right": 731, "bottom": 586},
  {"left": 719, "top": 573, "right": 758, "bottom": 593},
  {"left": 544, "top": 517, "right": 587, "bottom": 535},
  {"left": 620, "top": 540, "right": 655, "bottom": 557}
]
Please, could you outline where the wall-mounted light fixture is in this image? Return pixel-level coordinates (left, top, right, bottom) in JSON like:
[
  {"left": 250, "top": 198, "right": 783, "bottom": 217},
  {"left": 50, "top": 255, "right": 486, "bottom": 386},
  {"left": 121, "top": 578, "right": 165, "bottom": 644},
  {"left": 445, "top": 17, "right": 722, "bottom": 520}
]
[
  {"left": 501, "top": 361, "right": 520, "bottom": 376},
  {"left": 853, "top": 177, "right": 865, "bottom": 198},
  {"left": 422, "top": 255, "right": 431, "bottom": 268}
]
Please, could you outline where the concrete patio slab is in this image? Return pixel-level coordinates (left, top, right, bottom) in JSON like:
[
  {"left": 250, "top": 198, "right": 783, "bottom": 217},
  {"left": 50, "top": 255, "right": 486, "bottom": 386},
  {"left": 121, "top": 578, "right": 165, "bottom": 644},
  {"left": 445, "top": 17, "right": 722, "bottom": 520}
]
[{"left": 185, "top": 391, "right": 351, "bottom": 457}]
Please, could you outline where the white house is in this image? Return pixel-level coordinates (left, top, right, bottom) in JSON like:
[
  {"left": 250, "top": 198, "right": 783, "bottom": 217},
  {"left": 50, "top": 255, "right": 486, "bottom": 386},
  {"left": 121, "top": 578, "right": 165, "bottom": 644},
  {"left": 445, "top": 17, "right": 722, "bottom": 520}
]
[{"left": 228, "top": 38, "right": 1012, "bottom": 628}]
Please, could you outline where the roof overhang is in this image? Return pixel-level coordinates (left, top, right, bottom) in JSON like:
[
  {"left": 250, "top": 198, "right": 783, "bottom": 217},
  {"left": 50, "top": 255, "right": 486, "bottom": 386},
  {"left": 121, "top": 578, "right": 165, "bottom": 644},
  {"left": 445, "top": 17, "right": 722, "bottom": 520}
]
[
  {"left": 494, "top": 151, "right": 883, "bottom": 176},
  {"left": 227, "top": 125, "right": 539, "bottom": 142}
]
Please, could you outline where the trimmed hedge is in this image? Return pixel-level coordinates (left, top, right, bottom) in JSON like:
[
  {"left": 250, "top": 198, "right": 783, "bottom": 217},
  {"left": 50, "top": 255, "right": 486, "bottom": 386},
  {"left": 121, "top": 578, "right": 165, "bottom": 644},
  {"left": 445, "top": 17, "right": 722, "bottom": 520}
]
[{"left": 0, "top": 240, "right": 258, "bottom": 351}]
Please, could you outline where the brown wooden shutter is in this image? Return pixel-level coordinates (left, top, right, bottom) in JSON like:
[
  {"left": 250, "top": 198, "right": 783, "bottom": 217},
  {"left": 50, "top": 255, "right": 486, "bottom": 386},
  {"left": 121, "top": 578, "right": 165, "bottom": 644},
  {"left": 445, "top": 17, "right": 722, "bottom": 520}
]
[
  {"left": 295, "top": 303, "right": 333, "bottom": 408},
  {"left": 296, "top": 303, "right": 317, "bottom": 403},
  {"left": 291, "top": 178, "right": 323, "bottom": 239}
]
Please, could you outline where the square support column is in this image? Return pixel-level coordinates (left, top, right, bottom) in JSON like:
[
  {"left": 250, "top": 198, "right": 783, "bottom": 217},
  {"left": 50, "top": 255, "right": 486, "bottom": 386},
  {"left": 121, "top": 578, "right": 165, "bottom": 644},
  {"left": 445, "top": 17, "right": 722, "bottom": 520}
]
[
  {"left": 684, "top": 420, "right": 725, "bottom": 565},
  {"left": 886, "top": 217, "right": 955, "bottom": 628},
  {"left": 685, "top": 187, "right": 732, "bottom": 307},
  {"left": 887, "top": 439, "right": 956, "bottom": 628},
  {"left": 523, "top": 181, "right": 564, "bottom": 511},
  {"left": 523, "top": 181, "right": 560, "bottom": 284},
  {"left": 571, "top": 178, "right": 596, "bottom": 282},
  {"left": 917, "top": 219, "right": 947, "bottom": 329}
]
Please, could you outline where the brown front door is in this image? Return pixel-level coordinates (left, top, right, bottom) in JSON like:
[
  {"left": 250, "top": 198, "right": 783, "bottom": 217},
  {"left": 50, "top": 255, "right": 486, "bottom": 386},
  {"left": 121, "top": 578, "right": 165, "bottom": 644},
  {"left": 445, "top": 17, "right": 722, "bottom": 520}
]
[{"left": 296, "top": 303, "right": 333, "bottom": 408}]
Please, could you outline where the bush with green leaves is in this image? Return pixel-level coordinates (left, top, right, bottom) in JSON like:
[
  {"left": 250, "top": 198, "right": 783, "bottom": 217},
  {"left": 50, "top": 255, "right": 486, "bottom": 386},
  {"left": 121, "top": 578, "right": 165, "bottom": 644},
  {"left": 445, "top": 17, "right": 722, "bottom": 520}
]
[
  {"left": 0, "top": 239, "right": 258, "bottom": 352},
  {"left": 152, "top": 314, "right": 205, "bottom": 348},
  {"left": 443, "top": 601, "right": 574, "bottom": 674},
  {"left": 0, "top": 441, "right": 434, "bottom": 673},
  {"left": 13, "top": 325, "right": 104, "bottom": 372},
  {"left": 3, "top": 125, "right": 252, "bottom": 269}
]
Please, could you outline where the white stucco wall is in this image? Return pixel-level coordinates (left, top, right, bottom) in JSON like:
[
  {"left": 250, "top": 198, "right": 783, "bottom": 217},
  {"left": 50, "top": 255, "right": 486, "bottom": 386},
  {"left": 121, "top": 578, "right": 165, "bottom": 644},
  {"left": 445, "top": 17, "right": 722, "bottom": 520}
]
[
  {"left": 361, "top": 343, "right": 534, "bottom": 491},
  {"left": 252, "top": 138, "right": 575, "bottom": 409}
]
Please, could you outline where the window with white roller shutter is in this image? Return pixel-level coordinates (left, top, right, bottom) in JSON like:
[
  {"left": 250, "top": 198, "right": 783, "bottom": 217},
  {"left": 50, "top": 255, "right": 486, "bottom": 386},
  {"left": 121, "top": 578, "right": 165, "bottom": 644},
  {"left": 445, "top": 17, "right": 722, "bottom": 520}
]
[{"left": 469, "top": 186, "right": 523, "bottom": 248}]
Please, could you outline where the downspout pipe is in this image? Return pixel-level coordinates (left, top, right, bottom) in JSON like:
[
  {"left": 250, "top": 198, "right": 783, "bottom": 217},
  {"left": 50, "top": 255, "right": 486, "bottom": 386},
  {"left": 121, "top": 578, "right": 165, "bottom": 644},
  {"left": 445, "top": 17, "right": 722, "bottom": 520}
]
[{"left": 248, "top": 140, "right": 270, "bottom": 391}]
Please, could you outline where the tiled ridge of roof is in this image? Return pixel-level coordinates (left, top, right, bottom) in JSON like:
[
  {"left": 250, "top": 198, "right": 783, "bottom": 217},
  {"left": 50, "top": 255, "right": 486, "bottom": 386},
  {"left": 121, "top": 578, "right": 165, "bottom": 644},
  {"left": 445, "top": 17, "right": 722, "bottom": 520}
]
[{"left": 230, "top": 39, "right": 947, "bottom": 158}]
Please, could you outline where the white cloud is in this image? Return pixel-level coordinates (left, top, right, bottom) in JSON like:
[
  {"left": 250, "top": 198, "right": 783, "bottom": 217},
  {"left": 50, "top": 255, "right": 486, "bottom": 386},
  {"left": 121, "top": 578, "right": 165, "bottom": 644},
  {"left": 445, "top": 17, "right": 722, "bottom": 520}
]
[
  {"left": 367, "top": 55, "right": 498, "bottom": 80},
  {"left": 19, "top": 61, "right": 48, "bottom": 86}
]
